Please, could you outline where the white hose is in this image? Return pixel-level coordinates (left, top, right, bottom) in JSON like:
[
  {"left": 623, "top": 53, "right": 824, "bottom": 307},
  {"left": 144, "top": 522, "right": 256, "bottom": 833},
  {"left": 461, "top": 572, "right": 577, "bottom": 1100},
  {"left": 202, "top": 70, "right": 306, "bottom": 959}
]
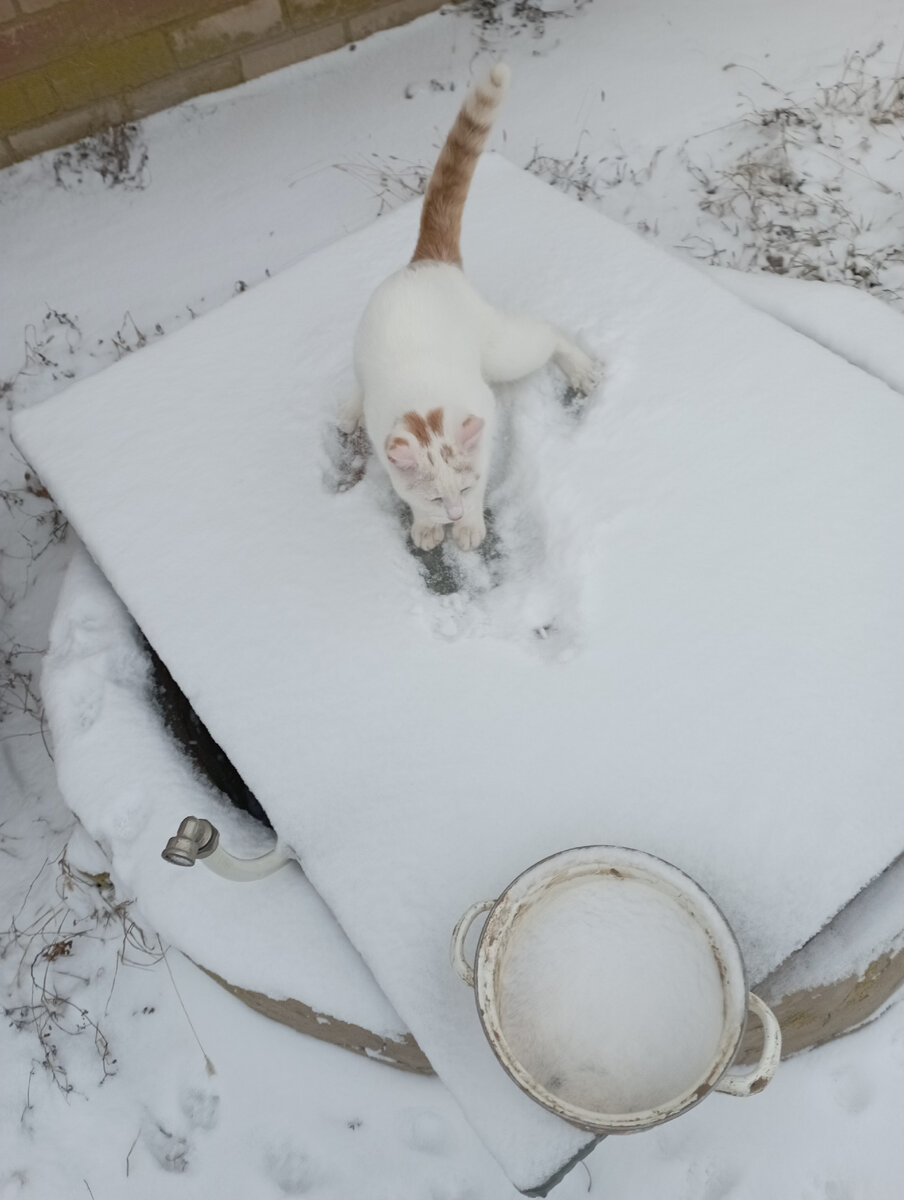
[{"left": 201, "top": 841, "right": 294, "bottom": 882}]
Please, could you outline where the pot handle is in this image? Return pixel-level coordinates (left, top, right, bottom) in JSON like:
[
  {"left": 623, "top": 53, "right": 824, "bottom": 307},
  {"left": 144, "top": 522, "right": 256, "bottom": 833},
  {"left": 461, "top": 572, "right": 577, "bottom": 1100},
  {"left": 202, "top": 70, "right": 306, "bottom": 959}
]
[
  {"left": 451, "top": 899, "right": 495, "bottom": 987},
  {"left": 715, "top": 992, "right": 782, "bottom": 1096}
]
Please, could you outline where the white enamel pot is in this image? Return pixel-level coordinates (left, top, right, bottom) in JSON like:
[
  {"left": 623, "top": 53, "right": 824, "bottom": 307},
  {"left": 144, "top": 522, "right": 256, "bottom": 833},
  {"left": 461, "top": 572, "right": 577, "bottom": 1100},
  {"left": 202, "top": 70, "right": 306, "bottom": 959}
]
[{"left": 451, "top": 846, "right": 782, "bottom": 1134}]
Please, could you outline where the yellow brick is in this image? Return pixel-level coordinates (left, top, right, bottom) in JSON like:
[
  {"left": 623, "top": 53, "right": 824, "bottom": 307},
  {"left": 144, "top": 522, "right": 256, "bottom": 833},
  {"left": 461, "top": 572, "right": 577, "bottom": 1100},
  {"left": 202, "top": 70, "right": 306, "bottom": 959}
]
[
  {"left": 47, "top": 31, "right": 175, "bottom": 110},
  {"left": 169, "top": 0, "right": 285, "bottom": 69},
  {"left": 347, "top": 0, "right": 443, "bottom": 39},
  {"left": 127, "top": 57, "right": 243, "bottom": 120},
  {"left": 17, "top": 0, "right": 75, "bottom": 13},
  {"left": 8, "top": 96, "right": 123, "bottom": 158},
  {"left": 240, "top": 22, "right": 345, "bottom": 79},
  {"left": 0, "top": 0, "right": 17, "bottom": 23},
  {"left": 0, "top": 72, "right": 59, "bottom": 134},
  {"left": 285, "top": 0, "right": 357, "bottom": 25}
]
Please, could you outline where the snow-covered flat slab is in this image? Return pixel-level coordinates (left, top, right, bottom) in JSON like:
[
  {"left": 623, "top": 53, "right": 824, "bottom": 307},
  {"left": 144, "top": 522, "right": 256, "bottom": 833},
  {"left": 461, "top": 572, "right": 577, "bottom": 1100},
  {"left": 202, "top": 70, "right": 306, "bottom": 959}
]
[{"left": 14, "top": 156, "right": 904, "bottom": 1192}]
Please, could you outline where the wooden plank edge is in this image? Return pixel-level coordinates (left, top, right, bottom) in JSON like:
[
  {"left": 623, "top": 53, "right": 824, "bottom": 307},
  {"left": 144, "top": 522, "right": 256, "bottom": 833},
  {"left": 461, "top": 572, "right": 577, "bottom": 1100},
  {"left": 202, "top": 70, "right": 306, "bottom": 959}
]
[
  {"left": 738, "top": 943, "right": 904, "bottom": 1063},
  {"left": 195, "top": 961, "right": 434, "bottom": 1074}
]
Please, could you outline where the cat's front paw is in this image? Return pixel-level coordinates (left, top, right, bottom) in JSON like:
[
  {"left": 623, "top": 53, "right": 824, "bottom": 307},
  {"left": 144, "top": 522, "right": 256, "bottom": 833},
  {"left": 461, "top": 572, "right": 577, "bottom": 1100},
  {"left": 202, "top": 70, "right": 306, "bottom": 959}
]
[
  {"left": 412, "top": 522, "right": 445, "bottom": 551},
  {"left": 452, "top": 516, "right": 486, "bottom": 551}
]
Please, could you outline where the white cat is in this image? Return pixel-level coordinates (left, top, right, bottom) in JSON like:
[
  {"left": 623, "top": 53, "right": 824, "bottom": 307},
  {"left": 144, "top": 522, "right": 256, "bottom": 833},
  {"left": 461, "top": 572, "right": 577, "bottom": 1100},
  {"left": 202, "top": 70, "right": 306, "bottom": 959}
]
[{"left": 339, "top": 62, "right": 600, "bottom": 551}]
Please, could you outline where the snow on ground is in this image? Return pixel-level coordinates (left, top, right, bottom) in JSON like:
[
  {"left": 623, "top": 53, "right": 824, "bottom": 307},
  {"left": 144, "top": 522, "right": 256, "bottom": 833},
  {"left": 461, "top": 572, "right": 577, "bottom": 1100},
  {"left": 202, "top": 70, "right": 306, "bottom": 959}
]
[{"left": 2, "top": 0, "right": 904, "bottom": 1197}]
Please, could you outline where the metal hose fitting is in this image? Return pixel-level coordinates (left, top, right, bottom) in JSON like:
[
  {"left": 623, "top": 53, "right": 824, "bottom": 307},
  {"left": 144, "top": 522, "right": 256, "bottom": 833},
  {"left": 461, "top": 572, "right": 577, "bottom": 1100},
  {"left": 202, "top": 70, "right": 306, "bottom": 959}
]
[{"left": 162, "top": 816, "right": 219, "bottom": 866}]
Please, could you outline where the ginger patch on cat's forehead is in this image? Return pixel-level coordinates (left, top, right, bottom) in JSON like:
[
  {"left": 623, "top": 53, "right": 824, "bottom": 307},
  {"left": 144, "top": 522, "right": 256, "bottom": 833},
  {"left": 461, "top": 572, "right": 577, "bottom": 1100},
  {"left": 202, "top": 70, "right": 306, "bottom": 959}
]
[
  {"left": 427, "top": 407, "right": 444, "bottom": 435},
  {"left": 403, "top": 408, "right": 445, "bottom": 446},
  {"left": 402, "top": 411, "right": 430, "bottom": 446}
]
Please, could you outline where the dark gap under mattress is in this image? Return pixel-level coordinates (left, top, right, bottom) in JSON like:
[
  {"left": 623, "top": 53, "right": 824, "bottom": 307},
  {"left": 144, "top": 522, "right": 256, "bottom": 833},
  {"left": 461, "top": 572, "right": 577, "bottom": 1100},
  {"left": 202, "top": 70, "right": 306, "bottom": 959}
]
[{"left": 142, "top": 634, "right": 274, "bottom": 830}]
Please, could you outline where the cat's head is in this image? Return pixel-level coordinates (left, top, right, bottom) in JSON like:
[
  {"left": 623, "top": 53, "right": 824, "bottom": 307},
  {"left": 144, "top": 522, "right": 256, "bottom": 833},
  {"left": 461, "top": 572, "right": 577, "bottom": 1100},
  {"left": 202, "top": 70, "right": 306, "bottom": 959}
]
[{"left": 384, "top": 407, "right": 483, "bottom": 523}]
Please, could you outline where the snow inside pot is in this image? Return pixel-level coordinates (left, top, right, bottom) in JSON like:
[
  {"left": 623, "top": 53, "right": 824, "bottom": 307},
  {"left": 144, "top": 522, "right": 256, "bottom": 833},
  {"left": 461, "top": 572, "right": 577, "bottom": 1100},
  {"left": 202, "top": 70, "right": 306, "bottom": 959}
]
[{"left": 452, "top": 846, "right": 781, "bottom": 1133}]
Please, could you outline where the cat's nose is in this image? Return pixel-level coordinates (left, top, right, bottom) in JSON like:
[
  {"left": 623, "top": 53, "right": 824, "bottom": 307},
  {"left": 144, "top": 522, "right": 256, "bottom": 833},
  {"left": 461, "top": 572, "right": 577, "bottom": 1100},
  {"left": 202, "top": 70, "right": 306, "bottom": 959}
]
[{"left": 446, "top": 507, "right": 463, "bottom": 522}]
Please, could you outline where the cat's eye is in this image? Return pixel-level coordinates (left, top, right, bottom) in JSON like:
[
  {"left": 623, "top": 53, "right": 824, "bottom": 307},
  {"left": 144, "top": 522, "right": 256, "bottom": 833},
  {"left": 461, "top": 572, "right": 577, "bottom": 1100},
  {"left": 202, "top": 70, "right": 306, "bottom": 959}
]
[{"left": 461, "top": 486, "right": 472, "bottom": 495}]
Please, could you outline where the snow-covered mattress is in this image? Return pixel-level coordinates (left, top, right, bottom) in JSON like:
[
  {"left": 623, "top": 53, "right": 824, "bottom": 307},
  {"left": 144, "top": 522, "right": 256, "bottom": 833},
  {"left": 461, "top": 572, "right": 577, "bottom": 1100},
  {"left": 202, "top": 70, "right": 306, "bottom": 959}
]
[{"left": 14, "top": 156, "right": 904, "bottom": 1192}]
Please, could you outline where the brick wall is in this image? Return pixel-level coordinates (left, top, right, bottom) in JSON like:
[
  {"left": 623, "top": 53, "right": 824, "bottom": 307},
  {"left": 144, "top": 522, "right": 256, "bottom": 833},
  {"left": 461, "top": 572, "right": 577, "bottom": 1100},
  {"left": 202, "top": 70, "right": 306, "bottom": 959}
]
[{"left": 0, "top": 0, "right": 447, "bottom": 166}]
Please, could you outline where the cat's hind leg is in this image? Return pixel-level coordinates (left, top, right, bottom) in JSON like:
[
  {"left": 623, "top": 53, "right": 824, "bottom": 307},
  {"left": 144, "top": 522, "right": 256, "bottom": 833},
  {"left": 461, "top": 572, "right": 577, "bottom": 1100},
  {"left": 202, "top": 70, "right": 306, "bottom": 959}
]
[
  {"left": 552, "top": 337, "right": 603, "bottom": 396},
  {"left": 336, "top": 384, "right": 364, "bottom": 434},
  {"left": 480, "top": 312, "right": 601, "bottom": 395}
]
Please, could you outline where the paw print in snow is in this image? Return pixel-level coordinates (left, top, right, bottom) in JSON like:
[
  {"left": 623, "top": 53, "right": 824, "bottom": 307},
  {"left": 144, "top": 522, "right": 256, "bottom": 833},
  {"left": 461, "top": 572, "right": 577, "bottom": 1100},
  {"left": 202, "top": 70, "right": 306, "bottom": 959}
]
[
  {"left": 180, "top": 1087, "right": 220, "bottom": 1131},
  {"left": 141, "top": 1118, "right": 191, "bottom": 1173},
  {"left": 830, "top": 1064, "right": 872, "bottom": 1115},
  {"left": 401, "top": 1108, "right": 450, "bottom": 1155},
  {"left": 264, "top": 1144, "right": 320, "bottom": 1195}
]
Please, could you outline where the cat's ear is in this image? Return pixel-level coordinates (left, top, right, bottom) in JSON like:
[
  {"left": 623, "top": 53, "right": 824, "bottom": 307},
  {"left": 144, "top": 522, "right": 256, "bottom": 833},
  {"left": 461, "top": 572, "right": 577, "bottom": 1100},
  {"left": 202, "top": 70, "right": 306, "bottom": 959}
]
[
  {"left": 386, "top": 435, "right": 417, "bottom": 470},
  {"left": 457, "top": 415, "right": 485, "bottom": 453}
]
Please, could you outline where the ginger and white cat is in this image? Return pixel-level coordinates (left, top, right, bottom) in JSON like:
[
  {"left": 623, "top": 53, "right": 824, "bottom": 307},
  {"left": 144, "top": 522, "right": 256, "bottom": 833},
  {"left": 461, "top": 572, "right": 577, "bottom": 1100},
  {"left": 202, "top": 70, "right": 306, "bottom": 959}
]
[{"left": 339, "top": 62, "right": 599, "bottom": 551}]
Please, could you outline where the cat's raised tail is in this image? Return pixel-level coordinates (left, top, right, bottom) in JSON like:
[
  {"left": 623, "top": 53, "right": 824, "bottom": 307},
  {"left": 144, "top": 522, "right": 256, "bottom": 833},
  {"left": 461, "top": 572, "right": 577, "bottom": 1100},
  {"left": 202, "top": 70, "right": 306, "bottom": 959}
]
[{"left": 410, "top": 62, "right": 511, "bottom": 268}]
